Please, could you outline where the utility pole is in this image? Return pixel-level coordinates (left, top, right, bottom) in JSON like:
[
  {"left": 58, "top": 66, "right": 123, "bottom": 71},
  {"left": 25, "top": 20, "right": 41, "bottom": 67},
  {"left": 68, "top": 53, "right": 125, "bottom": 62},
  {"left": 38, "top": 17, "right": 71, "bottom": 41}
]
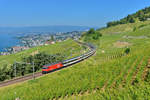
[
  {"left": 32, "top": 61, "right": 35, "bottom": 79},
  {"left": 14, "top": 61, "right": 17, "bottom": 78}
]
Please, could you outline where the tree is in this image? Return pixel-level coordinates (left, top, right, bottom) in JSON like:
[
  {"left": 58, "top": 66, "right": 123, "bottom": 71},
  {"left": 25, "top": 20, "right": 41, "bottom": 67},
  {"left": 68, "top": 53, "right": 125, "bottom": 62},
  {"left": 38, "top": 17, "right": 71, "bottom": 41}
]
[
  {"left": 120, "top": 18, "right": 127, "bottom": 24},
  {"left": 51, "top": 35, "right": 54, "bottom": 41},
  {"left": 139, "top": 15, "right": 147, "bottom": 21},
  {"left": 84, "top": 28, "right": 102, "bottom": 41},
  {"left": 0, "top": 64, "right": 10, "bottom": 81},
  {"left": 107, "top": 21, "right": 120, "bottom": 27},
  {"left": 107, "top": 22, "right": 113, "bottom": 27},
  {"left": 143, "top": 7, "right": 149, "bottom": 14},
  {"left": 124, "top": 48, "right": 130, "bottom": 54},
  {"left": 129, "top": 17, "right": 135, "bottom": 23},
  {"left": 92, "top": 32, "right": 102, "bottom": 40},
  {"left": 20, "top": 64, "right": 26, "bottom": 76},
  {"left": 87, "top": 28, "right": 95, "bottom": 34},
  {"left": 137, "top": 10, "right": 144, "bottom": 17},
  {"left": 127, "top": 15, "right": 135, "bottom": 23}
]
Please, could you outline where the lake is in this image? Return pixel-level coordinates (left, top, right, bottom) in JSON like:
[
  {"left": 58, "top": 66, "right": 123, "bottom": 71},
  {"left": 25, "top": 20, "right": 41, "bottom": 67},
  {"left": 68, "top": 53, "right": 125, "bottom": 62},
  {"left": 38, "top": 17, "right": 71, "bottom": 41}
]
[{"left": 0, "top": 33, "right": 20, "bottom": 52}]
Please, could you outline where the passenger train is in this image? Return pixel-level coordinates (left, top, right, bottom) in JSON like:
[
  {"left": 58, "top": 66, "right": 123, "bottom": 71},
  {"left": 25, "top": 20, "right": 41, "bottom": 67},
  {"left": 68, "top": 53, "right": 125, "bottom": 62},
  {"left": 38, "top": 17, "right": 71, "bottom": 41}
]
[{"left": 42, "top": 42, "right": 96, "bottom": 74}]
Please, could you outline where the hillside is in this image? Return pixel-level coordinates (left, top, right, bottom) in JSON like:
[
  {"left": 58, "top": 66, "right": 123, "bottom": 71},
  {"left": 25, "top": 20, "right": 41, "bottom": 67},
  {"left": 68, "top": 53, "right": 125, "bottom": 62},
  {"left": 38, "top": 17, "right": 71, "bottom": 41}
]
[
  {"left": 107, "top": 7, "right": 150, "bottom": 27},
  {"left": 0, "top": 39, "right": 84, "bottom": 66},
  {"left": 0, "top": 18, "right": 150, "bottom": 99},
  {"left": 0, "top": 39, "right": 87, "bottom": 81}
]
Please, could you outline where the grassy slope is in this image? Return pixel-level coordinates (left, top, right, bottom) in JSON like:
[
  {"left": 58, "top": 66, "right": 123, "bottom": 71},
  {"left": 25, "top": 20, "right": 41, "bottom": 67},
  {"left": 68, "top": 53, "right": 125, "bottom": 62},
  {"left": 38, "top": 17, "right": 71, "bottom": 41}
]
[
  {"left": 0, "top": 39, "right": 85, "bottom": 67},
  {"left": 0, "top": 21, "right": 150, "bottom": 100},
  {"left": 100, "top": 20, "right": 150, "bottom": 34},
  {"left": 65, "top": 21, "right": 150, "bottom": 100}
]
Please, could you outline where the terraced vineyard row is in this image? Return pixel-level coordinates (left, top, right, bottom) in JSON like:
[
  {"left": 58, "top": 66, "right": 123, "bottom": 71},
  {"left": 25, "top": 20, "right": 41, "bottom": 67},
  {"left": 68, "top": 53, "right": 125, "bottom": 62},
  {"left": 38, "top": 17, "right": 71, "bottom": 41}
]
[
  {"left": 59, "top": 49, "right": 150, "bottom": 99},
  {"left": 61, "top": 55, "right": 150, "bottom": 100}
]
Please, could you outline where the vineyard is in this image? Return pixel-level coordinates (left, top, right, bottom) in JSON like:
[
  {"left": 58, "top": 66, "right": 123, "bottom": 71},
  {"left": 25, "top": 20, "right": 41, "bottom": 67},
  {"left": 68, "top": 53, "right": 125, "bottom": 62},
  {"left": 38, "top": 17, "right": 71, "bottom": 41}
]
[{"left": 0, "top": 20, "right": 150, "bottom": 99}]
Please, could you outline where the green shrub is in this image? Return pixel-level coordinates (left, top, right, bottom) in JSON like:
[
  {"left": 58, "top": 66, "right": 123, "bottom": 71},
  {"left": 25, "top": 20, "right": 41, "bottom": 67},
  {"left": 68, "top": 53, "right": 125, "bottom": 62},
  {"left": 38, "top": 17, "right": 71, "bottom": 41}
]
[{"left": 125, "top": 48, "right": 130, "bottom": 54}]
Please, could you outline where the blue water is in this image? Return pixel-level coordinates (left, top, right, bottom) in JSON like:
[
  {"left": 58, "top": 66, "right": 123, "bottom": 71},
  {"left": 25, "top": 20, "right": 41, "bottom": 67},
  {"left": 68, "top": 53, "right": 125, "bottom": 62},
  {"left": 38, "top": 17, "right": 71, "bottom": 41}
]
[{"left": 0, "top": 33, "right": 20, "bottom": 52}]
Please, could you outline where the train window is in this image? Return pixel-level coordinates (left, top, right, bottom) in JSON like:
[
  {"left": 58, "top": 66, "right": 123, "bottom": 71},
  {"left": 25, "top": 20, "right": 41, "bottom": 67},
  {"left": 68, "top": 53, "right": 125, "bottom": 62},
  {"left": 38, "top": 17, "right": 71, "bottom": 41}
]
[{"left": 42, "top": 67, "right": 47, "bottom": 69}]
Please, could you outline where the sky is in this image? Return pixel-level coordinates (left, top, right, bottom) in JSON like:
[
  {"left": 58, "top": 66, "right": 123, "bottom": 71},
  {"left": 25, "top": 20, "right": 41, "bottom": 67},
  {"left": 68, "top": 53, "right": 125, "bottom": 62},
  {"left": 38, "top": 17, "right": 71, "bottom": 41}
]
[{"left": 0, "top": 0, "right": 150, "bottom": 27}]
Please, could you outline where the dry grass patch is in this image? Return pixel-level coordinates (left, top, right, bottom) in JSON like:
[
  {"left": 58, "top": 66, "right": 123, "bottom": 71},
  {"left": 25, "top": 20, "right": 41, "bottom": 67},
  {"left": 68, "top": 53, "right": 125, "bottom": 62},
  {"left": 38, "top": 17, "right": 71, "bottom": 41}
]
[{"left": 113, "top": 41, "right": 131, "bottom": 48}]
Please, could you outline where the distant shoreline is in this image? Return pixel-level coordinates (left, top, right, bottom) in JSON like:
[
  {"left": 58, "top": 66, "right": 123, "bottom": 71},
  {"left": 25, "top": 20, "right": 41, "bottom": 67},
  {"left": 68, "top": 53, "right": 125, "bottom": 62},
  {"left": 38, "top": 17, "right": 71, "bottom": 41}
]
[{"left": 0, "top": 33, "right": 21, "bottom": 52}]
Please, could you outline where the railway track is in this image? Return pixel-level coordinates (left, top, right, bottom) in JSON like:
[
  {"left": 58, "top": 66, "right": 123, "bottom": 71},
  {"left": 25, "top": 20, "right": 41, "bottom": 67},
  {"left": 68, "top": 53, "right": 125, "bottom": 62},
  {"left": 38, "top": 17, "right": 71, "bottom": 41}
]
[
  {"left": 0, "top": 41, "right": 96, "bottom": 87},
  {"left": 0, "top": 72, "right": 42, "bottom": 87}
]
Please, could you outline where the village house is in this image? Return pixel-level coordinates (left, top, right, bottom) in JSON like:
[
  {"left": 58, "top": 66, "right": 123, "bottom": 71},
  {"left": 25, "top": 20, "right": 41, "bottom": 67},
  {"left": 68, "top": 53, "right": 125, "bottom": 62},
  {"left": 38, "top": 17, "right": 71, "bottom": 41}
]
[
  {"left": 12, "top": 46, "right": 29, "bottom": 53},
  {"left": 45, "top": 41, "right": 55, "bottom": 45}
]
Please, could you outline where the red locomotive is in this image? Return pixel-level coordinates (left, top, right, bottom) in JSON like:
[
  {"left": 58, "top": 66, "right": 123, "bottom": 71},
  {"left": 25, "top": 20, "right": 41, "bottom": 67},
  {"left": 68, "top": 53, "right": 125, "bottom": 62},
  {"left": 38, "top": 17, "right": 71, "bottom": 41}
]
[{"left": 42, "top": 62, "right": 63, "bottom": 74}]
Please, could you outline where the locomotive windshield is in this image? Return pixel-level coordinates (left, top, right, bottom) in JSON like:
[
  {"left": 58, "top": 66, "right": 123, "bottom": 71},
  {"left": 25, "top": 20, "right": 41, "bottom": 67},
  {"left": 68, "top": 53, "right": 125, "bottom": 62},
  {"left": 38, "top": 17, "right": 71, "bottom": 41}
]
[{"left": 42, "top": 67, "right": 47, "bottom": 69}]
